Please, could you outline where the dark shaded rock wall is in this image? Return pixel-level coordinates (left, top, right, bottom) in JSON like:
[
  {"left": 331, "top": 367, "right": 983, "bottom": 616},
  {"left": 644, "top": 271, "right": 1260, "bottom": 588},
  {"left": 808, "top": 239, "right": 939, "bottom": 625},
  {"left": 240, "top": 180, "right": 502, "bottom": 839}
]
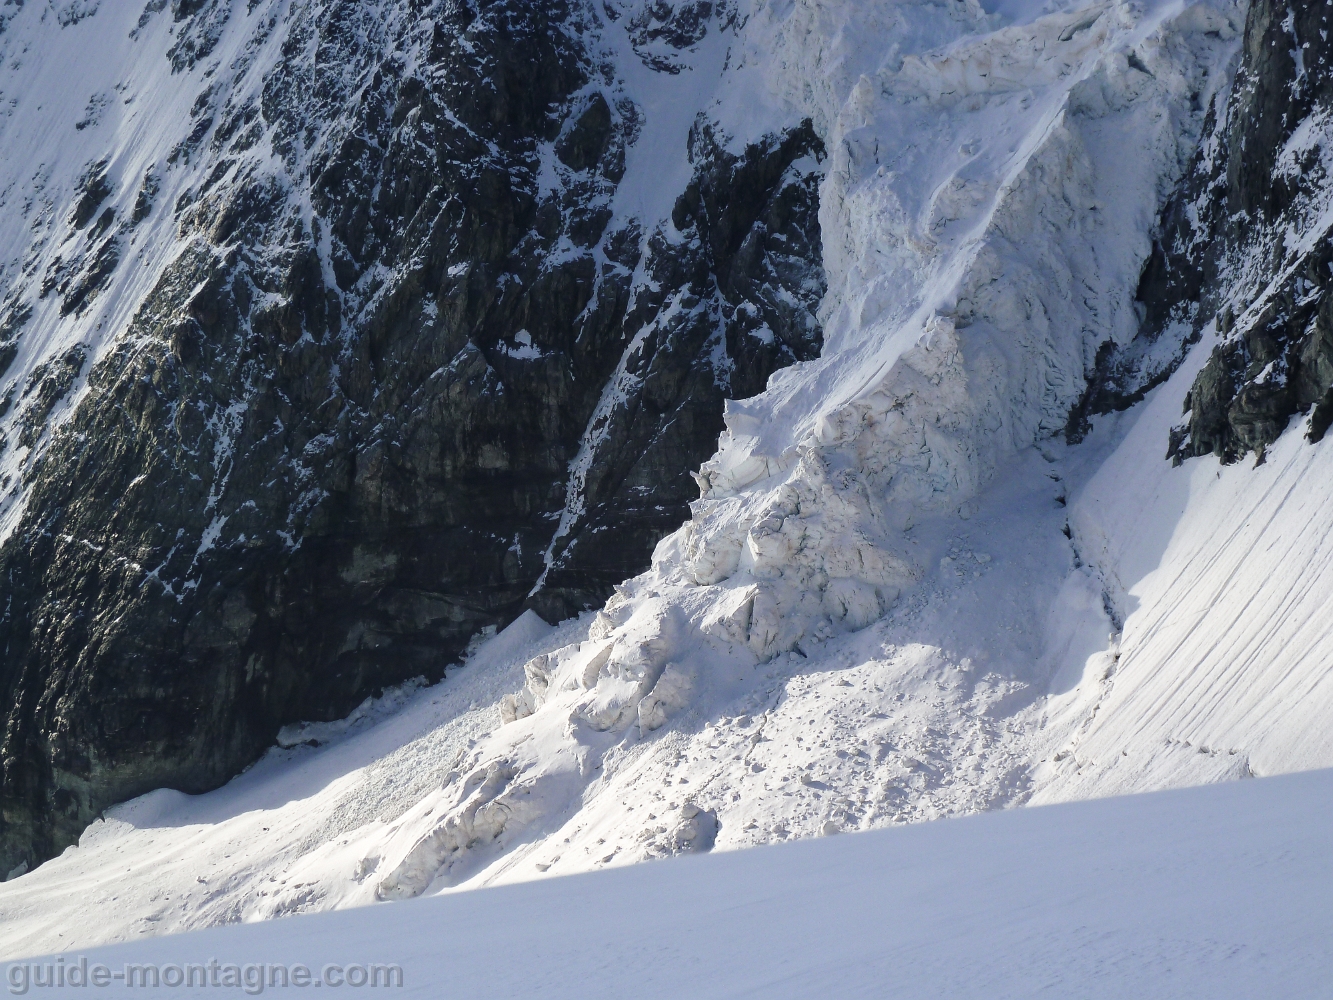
[
  {"left": 530, "top": 118, "right": 825, "bottom": 616},
  {"left": 1073, "top": 0, "right": 1333, "bottom": 465},
  {"left": 0, "top": 0, "right": 823, "bottom": 874}
]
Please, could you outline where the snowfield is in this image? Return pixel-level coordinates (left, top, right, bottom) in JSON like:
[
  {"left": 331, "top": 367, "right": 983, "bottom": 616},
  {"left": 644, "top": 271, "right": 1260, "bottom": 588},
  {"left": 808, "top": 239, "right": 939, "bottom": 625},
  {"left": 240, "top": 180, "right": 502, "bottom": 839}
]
[
  {"left": 1, "top": 0, "right": 1331, "bottom": 983},
  {"left": 8, "top": 767, "right": 1333, "bottom": 998}
]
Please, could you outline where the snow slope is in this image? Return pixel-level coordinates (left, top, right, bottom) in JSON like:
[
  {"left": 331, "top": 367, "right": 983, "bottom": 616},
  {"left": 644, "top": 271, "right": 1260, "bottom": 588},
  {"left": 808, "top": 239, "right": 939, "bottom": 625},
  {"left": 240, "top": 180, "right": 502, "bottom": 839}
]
[
  {"left": 0, "top": 610, "right": 588, "bottom": 954},
  {"left": 9, "top": 768, "right": 1333, "bottom": 997},
  {"left": 1035, "top": 331, "right": 1333, "bottom": 801},
  {"left": 10, "top": 336, "right": 1333, "bottom": 957},
  {"left": 4, "top": 0, "right": 1333, "bottom": 966}
]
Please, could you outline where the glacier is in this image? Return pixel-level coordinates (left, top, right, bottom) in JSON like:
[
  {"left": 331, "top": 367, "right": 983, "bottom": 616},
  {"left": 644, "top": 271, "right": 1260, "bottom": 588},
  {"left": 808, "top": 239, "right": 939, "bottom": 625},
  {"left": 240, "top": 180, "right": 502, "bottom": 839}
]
[{"left": 0, "top": 0, "right": 1329, "bottom": 986}]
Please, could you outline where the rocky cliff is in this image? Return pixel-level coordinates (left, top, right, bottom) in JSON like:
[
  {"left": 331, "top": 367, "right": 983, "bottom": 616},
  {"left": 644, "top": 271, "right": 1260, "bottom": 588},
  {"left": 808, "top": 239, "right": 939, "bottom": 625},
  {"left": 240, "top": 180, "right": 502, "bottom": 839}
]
[
  {"left": 0, "top": 0, "right": 823, "bottom": 875},
  {"left": 1076, "top": 0, "right": 1333, "bottom": 465}
]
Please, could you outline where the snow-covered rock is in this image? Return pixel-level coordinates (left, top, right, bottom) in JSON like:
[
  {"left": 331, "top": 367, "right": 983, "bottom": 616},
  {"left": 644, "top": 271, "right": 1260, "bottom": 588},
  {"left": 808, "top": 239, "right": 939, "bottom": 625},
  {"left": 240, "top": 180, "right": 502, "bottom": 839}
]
[{"left": 0, "top": 0, "right": 827, "bottom": 873}]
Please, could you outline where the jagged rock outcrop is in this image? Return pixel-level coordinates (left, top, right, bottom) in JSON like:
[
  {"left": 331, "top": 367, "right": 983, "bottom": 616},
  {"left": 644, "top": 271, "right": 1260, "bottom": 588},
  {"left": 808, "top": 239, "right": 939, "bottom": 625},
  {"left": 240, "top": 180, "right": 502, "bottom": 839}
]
[
  {"left": 0, "top": 0, "right": 822, "bottom": 874},
  {"left": 1076, "top": 0, "right": 1333, "bottom": 463},
  {"left": 530, "top": 118, "right": 824, "bottom": 615}
]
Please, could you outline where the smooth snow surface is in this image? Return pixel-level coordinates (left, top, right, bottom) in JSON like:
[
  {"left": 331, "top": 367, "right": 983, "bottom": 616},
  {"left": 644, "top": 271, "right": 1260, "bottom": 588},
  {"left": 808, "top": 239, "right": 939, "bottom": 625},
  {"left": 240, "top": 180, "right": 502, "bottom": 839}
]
[
  {"left": 4, "top": 0, "right": 1333, "bottom": 970},
  {"left": 12, "top": 769, "right": 1333, "bottom": 998}
]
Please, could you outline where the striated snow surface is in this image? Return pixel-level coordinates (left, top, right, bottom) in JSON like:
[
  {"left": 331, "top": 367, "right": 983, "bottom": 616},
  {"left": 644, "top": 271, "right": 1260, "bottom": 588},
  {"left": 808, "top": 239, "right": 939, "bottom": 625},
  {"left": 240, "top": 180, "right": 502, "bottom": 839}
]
[{"left": 5, "top": 0, "right": 1333, "bottom": 961}]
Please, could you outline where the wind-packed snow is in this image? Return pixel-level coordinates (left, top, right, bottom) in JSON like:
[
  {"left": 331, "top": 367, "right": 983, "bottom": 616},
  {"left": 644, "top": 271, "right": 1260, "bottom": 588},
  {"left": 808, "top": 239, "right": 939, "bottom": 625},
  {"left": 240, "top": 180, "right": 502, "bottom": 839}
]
[
  {"left": 11, "top": 768, "right": 1333, "bottom": 997},
  {"left": 4, "top": 0, "right": 1332, "bottom": 969}
]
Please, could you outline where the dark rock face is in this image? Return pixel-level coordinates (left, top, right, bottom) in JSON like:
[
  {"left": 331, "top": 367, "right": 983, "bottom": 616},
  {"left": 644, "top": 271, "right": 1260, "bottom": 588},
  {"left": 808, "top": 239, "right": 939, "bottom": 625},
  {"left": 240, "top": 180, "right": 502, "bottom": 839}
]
[
  {"left": 1073, "top": 0, "right": 1333, "bottom": 464},
  {"left": 530, "top": 117, "right": 825, "bottom": 617},
  {"left": 0, "top": 0, "right": 824, "bottom": 874},
  {"left": 622, "top": 0, "right": 729, "bottom": 73}
]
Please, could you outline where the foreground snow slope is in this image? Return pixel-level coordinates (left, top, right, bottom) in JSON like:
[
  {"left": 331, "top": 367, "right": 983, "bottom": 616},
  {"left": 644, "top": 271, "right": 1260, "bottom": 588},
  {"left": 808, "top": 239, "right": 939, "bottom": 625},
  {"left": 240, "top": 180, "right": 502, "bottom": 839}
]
[{"left": 12, "top": 768, "right": 1333, "bottom": 998}]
